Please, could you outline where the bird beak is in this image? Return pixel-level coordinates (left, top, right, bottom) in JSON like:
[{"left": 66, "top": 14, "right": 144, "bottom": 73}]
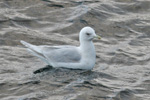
[{"left": 94, "top": 35, "right": 101, "bottom": 39}]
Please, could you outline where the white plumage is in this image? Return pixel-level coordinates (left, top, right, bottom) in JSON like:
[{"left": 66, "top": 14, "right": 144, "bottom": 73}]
[{"left": 21, "top": 26, "right": 100, "bottom": 70}]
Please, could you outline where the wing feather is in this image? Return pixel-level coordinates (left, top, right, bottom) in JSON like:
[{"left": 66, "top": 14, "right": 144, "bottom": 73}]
[
  {"left": 21, "top": 40, "right": 81, "bottom": 63},
  {"left": 42, "top": 46, "right": 81, "bottom": 63}
]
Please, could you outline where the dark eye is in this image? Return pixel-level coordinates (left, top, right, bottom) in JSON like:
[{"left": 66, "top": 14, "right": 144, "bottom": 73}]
[{"left": 86, "top": 33, "right": 90, "bottom": 36}]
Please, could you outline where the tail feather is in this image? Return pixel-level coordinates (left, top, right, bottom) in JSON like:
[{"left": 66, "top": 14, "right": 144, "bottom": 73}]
[
  {"left": 27, "top": 49, "right": 50, "bottom": 65},
  {"left": 20, "top": 40, "right": 41, "bottom": 53},
  {"left": 20, "top": 40, "right": 50, "bottom": 65}
]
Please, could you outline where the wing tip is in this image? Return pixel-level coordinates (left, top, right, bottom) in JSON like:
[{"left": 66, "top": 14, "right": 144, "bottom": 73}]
[
  {"left": 20, "top": 40, "right": 25, "bottom": 45},
  {"left": 20, "top": 40, "right": 31, "bottom": 48}
]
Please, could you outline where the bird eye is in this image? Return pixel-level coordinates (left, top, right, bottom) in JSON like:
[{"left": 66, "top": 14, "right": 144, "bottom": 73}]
[{"left": 86, "top": 33, "right": 90, "bottom": 36}]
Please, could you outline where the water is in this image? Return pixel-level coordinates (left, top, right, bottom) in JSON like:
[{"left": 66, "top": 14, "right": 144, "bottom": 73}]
[{"left": 0, "top": 0, "right": 150, "bottom": 100}]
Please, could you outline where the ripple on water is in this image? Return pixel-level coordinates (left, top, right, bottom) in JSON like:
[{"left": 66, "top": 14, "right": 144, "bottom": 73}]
[{"left": 0, "top": 0, "right": 150, "bottom": 100}]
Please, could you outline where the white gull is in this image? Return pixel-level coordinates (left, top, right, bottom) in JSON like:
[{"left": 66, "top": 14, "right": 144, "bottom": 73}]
[{"left": 21, "top": 26, "right": 101, "bottom": 70}]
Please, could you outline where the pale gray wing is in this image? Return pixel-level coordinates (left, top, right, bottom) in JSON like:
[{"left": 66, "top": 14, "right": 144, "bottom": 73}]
[
  {"left": 42, "top": 46, "right": 81, "bottom": 63},
  {"left": 20, "top": 40, "right": 81, "bottom": 63}
]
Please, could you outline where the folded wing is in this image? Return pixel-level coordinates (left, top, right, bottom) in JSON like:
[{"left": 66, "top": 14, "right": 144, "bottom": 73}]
[
  {"left": 42, "top": 46, "right": 81, "bottom": 63},
  {"left": 20, "top": 40, "right": 81, "bottom": 65}
]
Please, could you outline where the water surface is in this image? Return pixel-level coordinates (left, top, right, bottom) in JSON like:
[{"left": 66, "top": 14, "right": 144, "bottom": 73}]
[{"left": 0, "top": 0, "right": 150, "bottom": 100}]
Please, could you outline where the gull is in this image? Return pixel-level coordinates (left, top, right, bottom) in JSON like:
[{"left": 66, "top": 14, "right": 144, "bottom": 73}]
[{"left": 20, "top": 26, "right": 101, "bottom": 70}]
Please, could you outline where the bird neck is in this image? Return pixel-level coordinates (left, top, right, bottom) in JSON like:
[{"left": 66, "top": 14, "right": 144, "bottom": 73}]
[{"left": 79, "top": 40, "right": 95, "bottom": 55}]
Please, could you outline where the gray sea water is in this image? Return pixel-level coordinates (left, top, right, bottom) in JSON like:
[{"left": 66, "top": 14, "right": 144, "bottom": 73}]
[{"left": 0, "top": 0, "right": 150, "bottom": 100}]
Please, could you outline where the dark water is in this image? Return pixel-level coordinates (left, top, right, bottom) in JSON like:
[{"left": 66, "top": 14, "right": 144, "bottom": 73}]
[{"left": 0, "top": 0, "right": 150, "bottom": 100}]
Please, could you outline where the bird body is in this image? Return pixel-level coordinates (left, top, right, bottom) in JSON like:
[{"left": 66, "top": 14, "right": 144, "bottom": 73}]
[{"left": 21, "top": 27, "right": 100, "bottom": 70}]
